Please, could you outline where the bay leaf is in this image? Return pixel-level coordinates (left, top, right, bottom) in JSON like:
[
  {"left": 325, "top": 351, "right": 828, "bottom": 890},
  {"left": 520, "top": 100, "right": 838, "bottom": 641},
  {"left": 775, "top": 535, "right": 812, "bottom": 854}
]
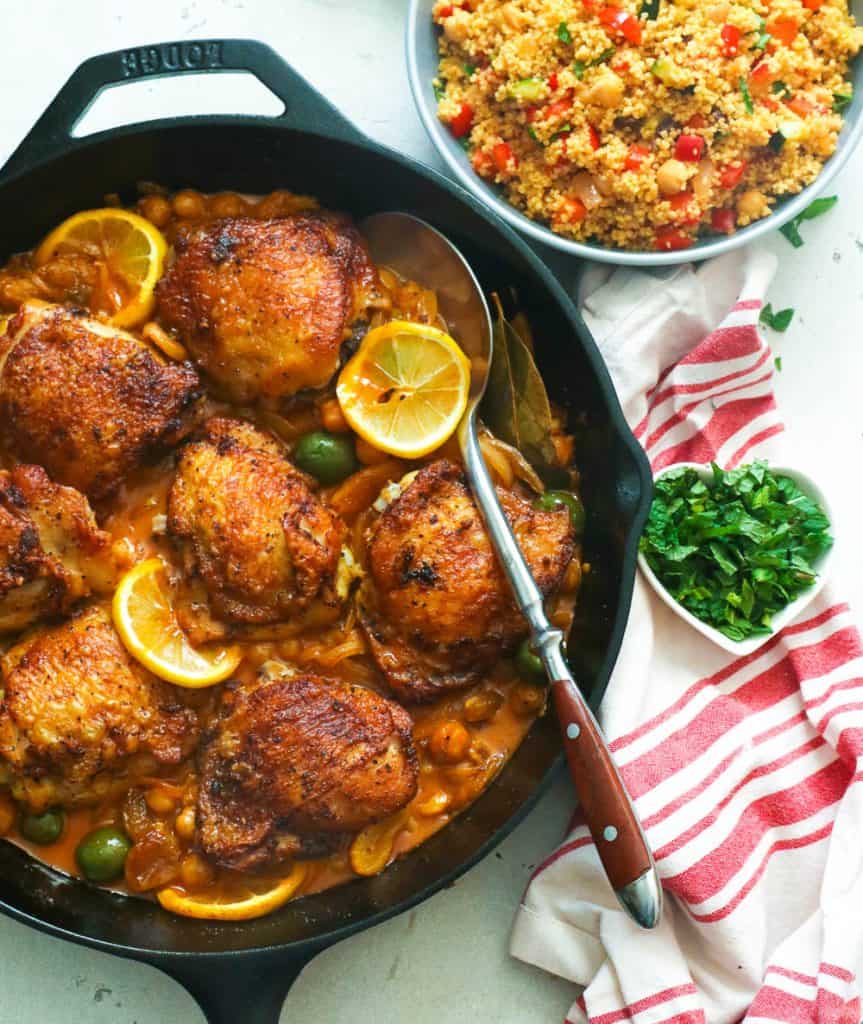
[{"left": 481, "top": 294, "right": 559, "bottom": 478}]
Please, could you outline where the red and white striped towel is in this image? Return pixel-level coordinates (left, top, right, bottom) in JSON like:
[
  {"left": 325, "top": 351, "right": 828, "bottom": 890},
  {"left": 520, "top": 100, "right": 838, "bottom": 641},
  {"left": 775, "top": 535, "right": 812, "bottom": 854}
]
[{"left": 510, "top": 247, "right": 863, "bottom": 1024}]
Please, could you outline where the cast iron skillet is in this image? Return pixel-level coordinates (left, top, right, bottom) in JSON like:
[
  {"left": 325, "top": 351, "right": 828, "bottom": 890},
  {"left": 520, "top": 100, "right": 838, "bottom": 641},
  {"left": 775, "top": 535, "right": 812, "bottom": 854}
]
[{"left": 0, "top": 39, "right": 652, "bottom": 1024}]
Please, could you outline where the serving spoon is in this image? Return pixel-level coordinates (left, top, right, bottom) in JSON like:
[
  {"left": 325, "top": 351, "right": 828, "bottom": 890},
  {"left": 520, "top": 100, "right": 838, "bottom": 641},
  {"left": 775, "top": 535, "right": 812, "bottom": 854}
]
[{"left": 360, "top": 212, "right": 662, "bottom": 930}]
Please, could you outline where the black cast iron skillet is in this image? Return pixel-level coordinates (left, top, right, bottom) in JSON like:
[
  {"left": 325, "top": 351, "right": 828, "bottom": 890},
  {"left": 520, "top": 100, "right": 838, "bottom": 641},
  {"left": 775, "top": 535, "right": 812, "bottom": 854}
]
[{"left": 0, "top": 39, "right": 652, "bottom": 1024}]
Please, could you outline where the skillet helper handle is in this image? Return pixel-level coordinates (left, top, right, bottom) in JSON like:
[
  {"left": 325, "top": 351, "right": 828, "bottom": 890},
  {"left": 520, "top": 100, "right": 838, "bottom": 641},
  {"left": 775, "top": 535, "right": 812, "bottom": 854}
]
[
  {"left": 1, "top": 37, "right": 364, "bottom": 181},
  {"left": 551, "top": 674, "right": 662, "bottom": 928},
  {"left": 155, "top": 951, "right": 312, "bottom": 1024}
]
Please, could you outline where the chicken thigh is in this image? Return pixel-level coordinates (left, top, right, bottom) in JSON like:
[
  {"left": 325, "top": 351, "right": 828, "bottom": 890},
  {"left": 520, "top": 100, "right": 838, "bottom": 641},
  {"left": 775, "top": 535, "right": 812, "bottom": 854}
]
[
  {"left": 0, "top": 464, "right": 117, "bottom": 634},
  {"left": 155, "top": 213, "right": 378, "bottom": 403},
  {"left": 0, "top": 605, "right": 199, "bottom": 811},
  {"left": 167, "top": 418, "right": 350, "bottom": 639},
  {"left": 360, "top": 460, "right": 576, "bottom": 703},
  {"left": 196, "top": 666, "right": 418, "bottom": 871},
  {"left": 0, "top": 301, "right": 202, "bottom": 499}
]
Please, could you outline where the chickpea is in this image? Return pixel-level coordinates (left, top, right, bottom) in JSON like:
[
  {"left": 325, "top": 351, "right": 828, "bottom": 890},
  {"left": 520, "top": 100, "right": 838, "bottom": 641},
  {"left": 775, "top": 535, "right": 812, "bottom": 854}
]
[
  {"left": 656, "top": 159, "right": 689, "bottom": 197},
  {"left": 172, "top": 189, "right": 207, "bottom": 220},
  {"left": 0, "top": 791, "right": 15, "bottom": 836},
  {"left": 428, "top": 720, "right": 471, "bottom": 763},
  {"left": 210, "top": 192, "right": 248, "bottom": 218},
  {"left": 416, "top": 790, "right": 451, "bottom": 817},
  {"left": 139, "top": 193, "right": 172, "bottom": 228},
  {"left": 179, "top": 852, "right": 215, "bottom": 889},
  {"left": 355, "top": 436, "right": 391, "bottom": 466},
  {"left": 444, "top": 7, "right": 472, "bottom": 42},
  {"left": 736, "top": 189, "right": 768, "bottom": 223},
  {"left": 145, "top": 787, "right": 177, "bottom": 815},
  {"left": 319, "top": 397, "right": 350, "bottom": 434},
  {"left": 510, "top": 684, "right": 546, "bottom": 717},
  {"left": 463, "top": 691, "right": 502, "bottom": 724},
  {"left": 175, "top": 806, "right": 196, "bottom": 841},
  {"left": 587, "top": 71, "right": 625, "bottom": 109}
]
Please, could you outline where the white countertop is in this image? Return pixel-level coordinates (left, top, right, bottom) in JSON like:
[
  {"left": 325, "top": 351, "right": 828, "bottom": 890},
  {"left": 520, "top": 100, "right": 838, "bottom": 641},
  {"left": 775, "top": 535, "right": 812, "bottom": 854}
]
[{"left": 0, "top": 2, "right": 860, "bottom": 1021}]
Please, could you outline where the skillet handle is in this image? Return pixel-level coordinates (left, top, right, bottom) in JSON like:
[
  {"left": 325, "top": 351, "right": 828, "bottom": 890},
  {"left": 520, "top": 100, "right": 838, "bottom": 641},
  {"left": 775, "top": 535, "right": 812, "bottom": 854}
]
[
  {"left": 1, "top": 38, "right": 365, "bottom": 181},
  {"left": 154, "top": 950, "right": 313, "bottom": 1024}
]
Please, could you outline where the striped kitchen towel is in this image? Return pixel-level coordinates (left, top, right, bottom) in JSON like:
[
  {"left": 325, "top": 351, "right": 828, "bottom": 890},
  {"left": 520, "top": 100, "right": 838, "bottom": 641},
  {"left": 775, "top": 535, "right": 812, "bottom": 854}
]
[{"left": 510, "top": 246, "right": 863, "bottom": 1024}]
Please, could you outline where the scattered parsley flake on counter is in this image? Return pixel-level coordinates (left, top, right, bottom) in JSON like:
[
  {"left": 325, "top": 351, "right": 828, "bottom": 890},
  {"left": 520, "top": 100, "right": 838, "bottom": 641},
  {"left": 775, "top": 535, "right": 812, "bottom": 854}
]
[
  {"left": 774, "top": 356, "right": 783, "bottom": 372},
  {"left": 640, "top": 461, "right": 832, "bottom": 641},
  {"left": 760, "top": 303, "right": 795, "bottom": 332},
  {"left": 557, "top": 21, "right": 573, "bottom": 43},
  {"left": 740, "top": 78, "right": 754, "bottom": 114},
  {"left": 779, "top": 195, "right": 838, "bottom": 248}
]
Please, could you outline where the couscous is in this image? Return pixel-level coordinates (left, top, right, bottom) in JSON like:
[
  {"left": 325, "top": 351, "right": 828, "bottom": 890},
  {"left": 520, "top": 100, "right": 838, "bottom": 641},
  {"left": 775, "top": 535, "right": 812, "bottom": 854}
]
[{"left": 432, "top": 0, "right": 862, "bottom": 250}]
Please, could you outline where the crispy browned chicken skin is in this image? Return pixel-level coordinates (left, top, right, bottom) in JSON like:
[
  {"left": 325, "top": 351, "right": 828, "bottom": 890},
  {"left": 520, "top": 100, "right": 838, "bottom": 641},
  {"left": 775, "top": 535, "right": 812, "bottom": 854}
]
[
  {"left": 167, "top": 418, "right": 349, "bottom": 637},
  {"left": 0, "top": 605, "right": 199, "bottom": 811},
  {"left": 0, "top": 464, "right": 116, "bottom": 634},
  {"left": 156, "top": 213, "right": 378, "bottom": 403},
  {"left": 360, "top": 460, "right": 576, "bottom": 703},
  {"left": 197, "top": 667, "right": 418, "bottom": 871},
  {"left": 0, "top": 301, "right": 202, "bottom": 500}
]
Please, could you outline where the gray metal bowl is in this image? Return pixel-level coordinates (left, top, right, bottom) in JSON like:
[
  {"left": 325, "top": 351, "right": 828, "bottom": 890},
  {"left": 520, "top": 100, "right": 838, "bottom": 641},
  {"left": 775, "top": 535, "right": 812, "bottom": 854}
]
[{"left": 406, "top": 0, "right": 863, "bottom": 265}]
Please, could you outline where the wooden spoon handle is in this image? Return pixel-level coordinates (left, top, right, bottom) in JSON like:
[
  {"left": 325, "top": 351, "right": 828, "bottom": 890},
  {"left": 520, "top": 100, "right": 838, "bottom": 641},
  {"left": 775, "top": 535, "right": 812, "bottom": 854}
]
[{"left": 551, "top": 676, "right": 659, "bottom": 907}]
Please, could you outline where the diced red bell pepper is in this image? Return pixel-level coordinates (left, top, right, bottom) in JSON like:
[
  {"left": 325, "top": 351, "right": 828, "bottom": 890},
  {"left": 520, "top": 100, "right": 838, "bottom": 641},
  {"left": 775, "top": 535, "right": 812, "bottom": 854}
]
[
  {"left": 674, "top": 133, "right": 706, "bottom": 162},
  {"left": 598, "top": 6, "right": 643, "bottom": 44},
  {"left": 543, "top": 89, "right": 575, "bottom": 121},
  {"left": 720, "top": 24, "right": 742, "bottom": 56},
  {"left": 471, "top": 149, "right": 494, "bottom": 178},
  {"left": 655, "top": 228, "right": 694, "bottom": 251},
  {"left": 760, "top": 97, "right": 779, "bottom": 111},
  {"left": 719, "top": 160, "right": 747, "bottom": 188},
  {"left": 548, "top": 71, "right": 559, "bottom": 91},
  {"left": 437, "top": 4, "right": 454, "bottom": 18},
  {"left": 613, "top": 59, "right": 631, "bottom": 72},
  {"left": 588, "top": 124, "right": 601, "bottom": 150},
  {"left": 786, "top": 94, "right": 816, "bottom": 117},
  {"left": 749, "top": 61, "right": 773, "bottom": 86},
  {"left": 625, "top": 143, "right": 651, "bottom": 170},
  {"left": 669, "top": 191, "right": 700, "bottom": 225},
  {"left": 687, "top": 113, "right": 708, "bottom": 129},
  {"left": 558, "top": 196, "right": 588, "bottom": 223},
  {"left": 492, "top": 141, "right": 515, "bottom": 174},
  {"left": 767, "top": 16, "right": 798, "bottom": 44},
  {"left": 526, "top": 105, "right": 540, "bottom": 124},
  {"left": 711, "top": 208, "right": 736, "bottom": 234},
  {"left": 802, "top": 0, "right": 824, "bottom": 10},
  {"left": 448, "top": 102, "right": 474, "bottom": 139}
]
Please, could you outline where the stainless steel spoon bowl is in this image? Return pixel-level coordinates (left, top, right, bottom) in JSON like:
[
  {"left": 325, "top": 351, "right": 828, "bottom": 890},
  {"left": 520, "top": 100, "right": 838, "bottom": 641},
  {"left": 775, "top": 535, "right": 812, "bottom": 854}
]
[{"left": 360, "top": 211, "right": 662, "bottom": 930}]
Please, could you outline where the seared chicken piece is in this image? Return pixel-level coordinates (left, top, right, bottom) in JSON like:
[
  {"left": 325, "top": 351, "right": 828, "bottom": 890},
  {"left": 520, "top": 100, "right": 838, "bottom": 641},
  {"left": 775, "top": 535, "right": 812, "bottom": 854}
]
[
  {"left": 197, "top": 667, "right": 418, "bottom": 871},
  {"left": 0, "top": 464, "right": 117, "bottom": 634},
  {"left": 155, "top": 213, "right": 378, "bottom": 403},
  {"left": 0, "top": 605, "right": 199, "bottom": 811},
  {"left": 360, "top": 460, "right": 576, "bottom": 703},
  {"left": 167, "top": 418, "right": 350, "bottom": 639},
  {"left": 0, "top": 302, "right": 202, "bottom": 499}
]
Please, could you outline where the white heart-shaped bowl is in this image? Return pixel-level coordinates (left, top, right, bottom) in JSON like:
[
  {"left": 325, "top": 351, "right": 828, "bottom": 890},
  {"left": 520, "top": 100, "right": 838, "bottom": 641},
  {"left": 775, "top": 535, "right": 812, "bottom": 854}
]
[{"left": 637, "top": 462, "right": 835, "bottom": 656}]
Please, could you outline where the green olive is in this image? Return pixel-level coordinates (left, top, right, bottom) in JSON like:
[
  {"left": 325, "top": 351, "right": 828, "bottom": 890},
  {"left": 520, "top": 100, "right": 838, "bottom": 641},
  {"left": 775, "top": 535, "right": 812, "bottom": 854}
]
[
  {"left": 18, "top": 806, "right": 65, "bottom": 845},
  {"left": 293, "top": 430, "right": 359, "bottom": 486},
  {"left": 534, "top": 489, "right": 586, "bottom": 533},
  {"left": 75, "top": 825, "right": 133, "bottom": 883},
  {"left": 514, "top": 638, "right": 547, "bottom": 684}
]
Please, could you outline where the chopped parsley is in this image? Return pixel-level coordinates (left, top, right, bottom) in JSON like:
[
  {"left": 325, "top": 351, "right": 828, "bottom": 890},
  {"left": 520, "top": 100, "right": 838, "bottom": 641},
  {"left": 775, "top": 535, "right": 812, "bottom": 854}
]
[
  {"left": 833, "top": 91, "right": 853, "bottom": 113},
  {"left": 640, "top": 0, "right": 661, "bottom": 18},
  {"left": 527, "top": 126, "right": 541, "bottom": 143},
  {"left": 760, "top": 302, "right": 795, "bottom": 332},
  {"left": 779, "top": 195, "right": 838, "bottom": 247},
  {"left": 557, "top": 21, "right": 573, "bottom": 43},
  {"left": 771, "top": 80, "right": 791, "bottom": 97},
  {"left": 574, "top": 47, "right": 616, "bottom": 77},
  {"left": 433, "top": 80, "right": 446, "bottom": 102},
  {"left": 640, "top": 461, "right": 832, "bottom": 642},
  {"left": 463, "top": 62, "right": 477, "bottom": 77},
  {"left": 456, "top": 135, "right": 472, "bottom": 151},
  {"left": 753, "top": 30, "right": 772, "bottom": 49},
  {"left": 768, "top": 132, "right": 785, "bottom": 153},
  {"left": 740, "top": 77, "right": 754, "bottom": 114}
]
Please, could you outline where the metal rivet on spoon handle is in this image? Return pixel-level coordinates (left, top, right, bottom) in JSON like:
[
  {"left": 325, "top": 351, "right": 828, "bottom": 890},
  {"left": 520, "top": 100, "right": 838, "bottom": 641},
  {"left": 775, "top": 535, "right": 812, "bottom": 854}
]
[{"left": 360, "top": 212, "right": 662, "bottom": 930}]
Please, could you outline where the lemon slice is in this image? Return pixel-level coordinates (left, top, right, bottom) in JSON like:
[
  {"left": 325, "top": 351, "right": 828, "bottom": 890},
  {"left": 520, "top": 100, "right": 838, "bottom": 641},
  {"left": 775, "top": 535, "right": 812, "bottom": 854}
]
[
  {"left": 34, "top": 208, "right": 167, "bottom": 328},
  {"left": 112, "top": 559, "right": 241, "bottom": 688},
  {"left": 158, "top": 863, "right": 306, "bottom": 921},
  {"left": 349, "top": 813, "right": 406, "bottom": 877},
  {"left": 336, "top": 320, "right": 471, "bottom": 459}
]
